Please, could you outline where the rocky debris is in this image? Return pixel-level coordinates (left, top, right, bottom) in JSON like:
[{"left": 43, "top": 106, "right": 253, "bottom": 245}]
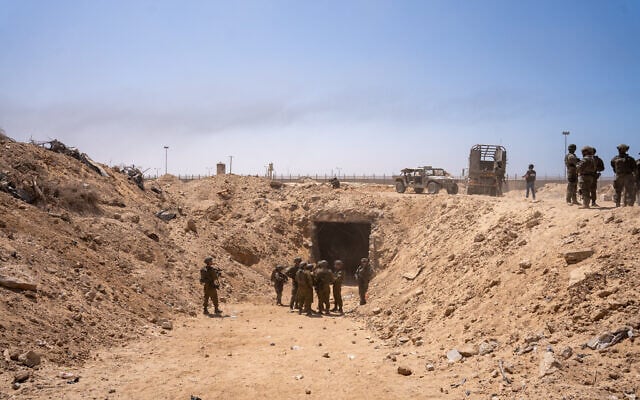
[
  {"left": 322, "top": 352, "right": 330, "bottom": 358},
  {"left": 269, "top": 181, "right": 283, "bottom": 189},
  {"left": 0, "top": 276, "right": 37, "bottom": 292},
  {"left": 425, "top": 363, "right": 435, "bottom": 371},
  {"left": 397, "top": 365, "right": 413, "bottom": 376},
  {"left": 398, "top": 336, "right": 411, "bottom": 344},
  {"left": 37, "top": 139, "right": 110, "bottom": 177},
  {"left": 539, "top": 351, "right": 562, "bottom": 377},
  {"left": 372, "top": 307, "right": 382, "bottom": 315},
  {"left": 447, "top": 349, "right": 463, "bottom": 363},
  {"left": 185, "top": 219, "right": 198, "bottom": 234},
  {"left": 560, "top": 346, "right": 573, "bottom": 359},
  {"left": 518, "top": 260, "right": 532, "bottom": 269},
  {"left": 585, "top": 327, "right": 634, "bottom": 350},
  {"left": 414, "top": 288, "right": 424, "bottom": 296},
  {"left": 121, "top": 166, "right": 144, "bottom": 190},
  {"left": 13, "top": 371, "right": 30, "bottom": 383},
  {"left": 443, "top": 305, "right": 456, "bottom": 317},
  {"left": 474, "top": 233, "right": 486, "bottom": 242},
  {"left": 402, "top": 266, "right": 424, "bottom": 281},
  {"left": 562, "top": 249, "right": 594, "bottom": 264},
  {"left": 458, "top": 345, "right": 478, "bottom": 357},
  {"left": 159, "top": 320, "right": 173, "bottom": 330},
  {"left": 478, "top": 340, "right": 499, "bottom": 355},
  {"left": 18, "top": 350, "right": 42, "bottom": 368},
  {"left": 156, "top": 210, "right": 177, "bottom": 221},
  {"left": 0, "top": 172, "right": 28, "bottom": 201}
]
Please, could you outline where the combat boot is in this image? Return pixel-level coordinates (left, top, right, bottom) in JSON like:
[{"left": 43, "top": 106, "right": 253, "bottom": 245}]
[
  {"left": 214, "top": 308, "right": 222, "bottom": 314},
  {"left": 203, "top": 307, "right": 209, "bottom": 315}
]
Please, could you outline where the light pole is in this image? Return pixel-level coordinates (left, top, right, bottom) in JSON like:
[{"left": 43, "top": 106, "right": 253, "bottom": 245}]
[
  {"left": 206, "top": 167, "right": 213, "bottom": 176},
  {"left": 228, "top": 155, "right": 233, "bottom": 174},
  {"left": 164, "top": 146, "right": 169, "bottom": 175},
  {"left": 562, "top": 131, "right": 570, "bottom": 179}
]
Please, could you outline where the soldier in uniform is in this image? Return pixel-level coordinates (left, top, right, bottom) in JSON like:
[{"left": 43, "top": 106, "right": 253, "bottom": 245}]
[
  {"left": 331, "top": 260, "right": 345, "bottom": 314},
  {"left": 590, "top": 148, "right": 605, "bottom": 207},
  {"left": 355, "top": 258, "right": 373, "bottom": 305},
  {"left": 565, "top": 144, "right": 580, "bottom": 205},
  {"left": 576, "top": 146, "right": 597, "bottom": 209},
  {"left": 610, "top": 144, "right": 637, "bottom": 207},
  {"left": 270, "top": 265, "right": 288, "bottom": 306},
  {"left": 636, "top": 154, "right": 640, "bottom": 204},
  {"left": 314, "top": 260, "right": 334, "bottom": 315},
  {"left": 296, "top": 263, "right": 315, "bottom": 316},
  {"left": 494, "top": 161, "right": 505, "bottom": 196},
  {"left": 285, "top": 257, "right": 302, "bottom": 310},
  {"left": 199, "top": 256, "right": 222, "bottom": 315},
  {"left": 522, "top": 164, "right": 536, "bottom": 200}
]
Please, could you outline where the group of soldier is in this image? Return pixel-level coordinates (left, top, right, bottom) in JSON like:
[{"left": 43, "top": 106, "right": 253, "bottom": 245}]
[
  {"left": 564, "top": 143, "right": 639, "bottom": 208},
  {"left": 270, "top": 257, "right": 373, "bottom": 316}
]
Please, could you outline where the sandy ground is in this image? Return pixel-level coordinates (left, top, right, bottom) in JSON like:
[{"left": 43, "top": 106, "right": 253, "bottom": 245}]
[{"left": 11, "top": 288, "right": 445, "bottom": 400}]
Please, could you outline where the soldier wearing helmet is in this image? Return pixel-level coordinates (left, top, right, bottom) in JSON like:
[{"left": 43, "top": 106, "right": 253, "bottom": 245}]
[
  {"left": 590, "top": 148, "right": 605, "bottom": 207},
  {"left": 522, "top": 164, "right": 537, "bottom": 200},
  {"left": 576, "top": 146, "right": 597, "bottom": 209},
  {"left": 565, "top": 144, "right": 580, "bottom": 205},
  {"left": 296, "top": 262, "right": 315, "bottom": 316},
  {"left": 199, "top": 256, "right": 222, "bottom": 315},
  {"left": 355, "top": 258, "right": 373, "bottom": 305},
  {"left": 285, "top": 257, "right": 303, "bottom": 310},
  {"left": 331, "top": 260, "right": 345, "bottom": 314},
  {"left": 611, "top": 144, "right": 636, "bottom": 207},
  {"left": 270, "top": 265, "right": 288, "bottom": 306},
  {"left": 313, "top": 260, "right": 335, "bottom": 315}
]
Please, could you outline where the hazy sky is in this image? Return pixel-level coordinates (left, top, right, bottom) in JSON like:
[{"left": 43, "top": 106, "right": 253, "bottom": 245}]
[{"left": 1, "top": 0, "right": 639, "bottom": 177}]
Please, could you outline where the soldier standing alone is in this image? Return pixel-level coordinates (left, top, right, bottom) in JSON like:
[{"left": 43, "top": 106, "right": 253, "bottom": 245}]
[
  {"left": 523, "top": 164, "right": 536, "bottom": 200},
  {"left": 494, "top": 161, "right": 505, "bottom": 196},
  {"left": 565, "top": 144, "right": 580, "bottom": 205},
  {"left": 200, "top": 256, "right": 222, "bottom": 315},
  {"left": 590, "top": 148, "right": 605, "bottom": 207},
  {"left": 611, "top": 144, "right": 637, "bottom": 207},
  {"left": 270, "top": 265, "right": 288, "bottom": 306},
  {"left": 355, "top": 258, "right": 373, "bottom": 305},
  {"left": 576, "top": 146, "right": 597, "bottom": 209},
  {"left": 331, "top": 260, "right": 345, "bottom": 314}
]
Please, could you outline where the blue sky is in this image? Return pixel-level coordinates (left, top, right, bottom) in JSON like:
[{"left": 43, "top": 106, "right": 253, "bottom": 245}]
[{"left": 1, "top": 0, "right": 639, "bottom": 177}]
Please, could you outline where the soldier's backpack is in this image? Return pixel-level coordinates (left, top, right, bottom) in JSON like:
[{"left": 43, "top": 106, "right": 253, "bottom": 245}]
[
  {"left": 613, "top": 156, "right": 631, "bottom": 174},
  {"left": 199, "top": 268, "right": 209, "bottom": 284}
]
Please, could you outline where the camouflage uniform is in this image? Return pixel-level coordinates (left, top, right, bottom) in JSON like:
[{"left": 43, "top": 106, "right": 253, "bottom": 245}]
[
  {"left": 610, "top": 144, "right": 637, "bottom": 207},
  {"left": 314, "top": 261, "right": 335, "bottom": 315},
  {"left": 270, "top": 266, "right": 288, "bottom": 305},
  {"left": 331, "top": 261, "right": 345, "bottom": 313},
  {"left": 285, "top": 258, "right": 302, "bottom": 309},
  {"left": 200, "top": 257, "right": 222, "bottom": 314},
  {"left": 494, "top": 162, "right": 505, "bottom": 196},
  {"left": 296, "top": 264, "right": 314, "bottom": 316},
  {"left": 565, "top": 145, "right": 580, "bottom": 205},
  {"left": 355, "top": 258, "right": 373, "bottom": 305},
  {"left": 590, "top": 149, "right": 605, "bottom": 207},
  {"left": 576, "top": 147, "right": 597, "bottom": 209}
]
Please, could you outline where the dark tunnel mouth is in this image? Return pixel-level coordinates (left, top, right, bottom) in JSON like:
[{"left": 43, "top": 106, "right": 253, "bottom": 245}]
[{"left": 312, "top": 221, "right": 372, "bottom": 285}]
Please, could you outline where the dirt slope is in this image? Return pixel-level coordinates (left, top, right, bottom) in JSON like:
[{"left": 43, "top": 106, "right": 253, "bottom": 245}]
[{"left": 1, "top": 136, "right": 639, "bottom": 399}]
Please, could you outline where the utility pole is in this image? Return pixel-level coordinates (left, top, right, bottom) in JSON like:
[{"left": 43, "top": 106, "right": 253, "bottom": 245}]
[
  {"left": 164, "top": 146, "right": 169, "bottom": 175},
  {"left": 562, "top": 131, "right": 570, "bottom": 179},
  {"left": 228, "top": 155, "right": 233, "bottom": 174},
  {"left": 206, "top": 167, "right": 213, "bottom": 176}
]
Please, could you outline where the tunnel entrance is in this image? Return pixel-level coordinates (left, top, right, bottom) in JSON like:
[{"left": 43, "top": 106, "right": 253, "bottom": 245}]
[{"left": 313, "top": 222, "right": 371, "bottom": 284}]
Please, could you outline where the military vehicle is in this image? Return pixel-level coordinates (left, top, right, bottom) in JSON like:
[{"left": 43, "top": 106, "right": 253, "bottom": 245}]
[
  {"left": 466, "top": 144, "right": 507, "bottom": 196},
  {"left": 395, "top": 166, "right": 458, "bottom": 194}
]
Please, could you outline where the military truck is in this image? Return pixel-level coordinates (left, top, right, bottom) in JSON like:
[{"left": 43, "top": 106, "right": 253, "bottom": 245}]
[
  {"left": 466, "top": 144, "right": 507, "bottom": 196},
  {"left": 395, "top": 166, "right": 458, "bottom": 194}
]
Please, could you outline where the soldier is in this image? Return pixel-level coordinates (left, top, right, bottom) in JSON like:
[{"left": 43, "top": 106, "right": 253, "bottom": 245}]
[
  {"left": 576, "top": 146, "right": 597, "bottom": 209},
  {"left": 296, "top": 263, "right": 315, "bottom": 316},
  {"left": 331, "top": 260, "right": 345, "bottom": 314},
  {"left": 199, "top": 256, "right": 222, "bottom": 315},
  {"left": 565, "top": 144, "right": 580, "bottom": 205},
  {"left": 285, "top": 257, "right": 302, "bottom": 310},
  {"left": 522, "top": 164, "right": 536, "bottom": 200},
  {"left": 314, "top": 260, "right": 334, "bottom": 315},
  {"left": 590, "top": 148, "right": 605, "bottom": 207},
  {"left": 355, "top": 258, "right": 373, "bottom": 305},
  {"left": 494, "top": 161, "right": 505, "bottom": 196},
  {"left": 610, "top": 144, "right": 637, "bottom": 207},
  {"left": 270, "top": 265, "right": 288, "bottom": 306},
  {"left": 636, "top": 154, "right": 640, "bottom": 204}
]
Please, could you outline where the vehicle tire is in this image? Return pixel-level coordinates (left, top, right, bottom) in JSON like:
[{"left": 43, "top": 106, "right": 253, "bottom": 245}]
[
  {"left": 427, "top": 182, "right": 440, "bottom": 194},
  {"left": 447, "top": 183, "right": 459, "bottom": 195},
  {"left": 414, "top": 187, "right": 424, "bottom": 194},
  {"left": 395, "top": 181, "right": 406, "bottom": 193}
]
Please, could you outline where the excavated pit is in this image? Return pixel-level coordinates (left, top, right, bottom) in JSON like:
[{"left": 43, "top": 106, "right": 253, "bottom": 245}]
[{"left": 312, "top": 221, "right": 371, "bottom": 284}]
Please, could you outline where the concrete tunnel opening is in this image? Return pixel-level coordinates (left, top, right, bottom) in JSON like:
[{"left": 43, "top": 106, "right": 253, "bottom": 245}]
[{"left": 312, "top": 221, "right": 372, "bottom": 285}]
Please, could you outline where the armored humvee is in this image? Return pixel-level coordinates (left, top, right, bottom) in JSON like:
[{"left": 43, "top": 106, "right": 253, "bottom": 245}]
[
  {"left": 395, "top": 166, "right": 458, "bottom": 194},
  {"left": 466, "top": 144, "right": 507, "bottom": 196}
]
